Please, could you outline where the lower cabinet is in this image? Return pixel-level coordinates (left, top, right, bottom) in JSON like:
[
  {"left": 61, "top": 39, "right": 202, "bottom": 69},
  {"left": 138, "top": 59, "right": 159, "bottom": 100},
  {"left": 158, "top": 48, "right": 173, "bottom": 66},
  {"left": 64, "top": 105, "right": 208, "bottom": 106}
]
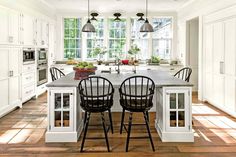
[
  {"left": 46, "top": 87, "right": 83, "bottom": 142},
  {"left": 0, "top": 47, "right": 22, "bottom": 117},
  {"left": 155, "top": 86, "right": 193, "bottom": 142}
]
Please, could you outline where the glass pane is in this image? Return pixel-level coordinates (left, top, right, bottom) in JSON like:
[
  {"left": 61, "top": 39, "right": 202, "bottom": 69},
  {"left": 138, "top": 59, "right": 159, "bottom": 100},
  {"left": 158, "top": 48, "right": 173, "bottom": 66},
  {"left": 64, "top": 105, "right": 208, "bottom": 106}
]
[
  {"left": 55, "top": 93, "right": 61, "bottom": 109},
  {"left": 63, "top": 93, "right": 70, "bottom": 110},
  {"left": 152, "top": 18, "right": 172, "bottom": 38},
  {"left": 170, "top": 111, "right": 176, "bottom": 127},
  {"left": 63, "top": 111, "right": 70, "bottom": 127},
  {"left": 64, "top": 29, "right": 69, "bottom": 38},
  {"left": 178, "top": 93, "right": 185, "bottom": 109},
  {"left": 76, "top": 49, "right": 81, "bottom": 58},
  {"left": 178, "top": 111, "right": 185, "bottom": 127},
  {"left": 170, "top": 93, "right": 176, "bottom": 109},
  {"left": 64, "top": 39, "right": 69, "bottom": 48},
  {"left": 69, "top": 39, "right": 76, "bottom": 48},
  {"left": 55, "top": 111, "right": 61, "bottom": 127}
]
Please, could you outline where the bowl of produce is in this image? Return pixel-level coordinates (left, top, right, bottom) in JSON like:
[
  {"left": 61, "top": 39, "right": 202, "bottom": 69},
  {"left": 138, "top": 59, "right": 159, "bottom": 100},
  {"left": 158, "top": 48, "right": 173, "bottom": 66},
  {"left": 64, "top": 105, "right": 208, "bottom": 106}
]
[{"left": 73, "top": 62, "right": 97, "bottom": 80}]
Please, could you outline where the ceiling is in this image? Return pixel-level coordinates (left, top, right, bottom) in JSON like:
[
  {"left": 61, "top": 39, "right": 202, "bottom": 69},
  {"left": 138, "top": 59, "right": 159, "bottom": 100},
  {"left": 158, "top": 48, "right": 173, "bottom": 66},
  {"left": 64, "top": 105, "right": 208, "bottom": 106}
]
[{"left": 42, "top": 0, "right": 192, "bottom": 13}]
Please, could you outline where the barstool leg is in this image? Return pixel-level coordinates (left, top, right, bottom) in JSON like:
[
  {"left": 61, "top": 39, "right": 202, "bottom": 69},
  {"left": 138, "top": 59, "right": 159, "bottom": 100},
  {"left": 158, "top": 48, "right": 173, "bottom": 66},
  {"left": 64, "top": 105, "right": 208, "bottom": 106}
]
[
  {"left": 84, "top": 111, "right": 87, "bottom": 126},
  {"left": 146, "top": 111, "right": 149, "bottom": 123},
  {"left": 120, "top": 108, "right": 125, "bottom": 134},
  {"left": 143, "top": 112, "right": 155, "bottom": 152},
  {"left": 101, "top": 112, "right": 110, "bottom": 152},
  {"left": 108, "top": 109, "right": 114, "bottom": 134},
  {"left": 80, "top": 112, "right": 91, "bottom": 152},
  {"left": 126, "top": 112, "right": 133, "bottom": 152}
]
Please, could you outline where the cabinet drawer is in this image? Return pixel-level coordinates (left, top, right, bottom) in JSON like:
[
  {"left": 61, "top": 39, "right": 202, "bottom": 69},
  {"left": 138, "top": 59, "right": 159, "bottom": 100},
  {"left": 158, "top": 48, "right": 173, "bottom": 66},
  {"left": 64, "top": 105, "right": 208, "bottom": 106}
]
[
  {"left": 23, "top": 64, "right": 36, "bottom": 73},
  {"left": 22, "top": 72, "right": 35, "bottom": 85},
  {"left": 22, "top": 84, "right": 35, "bottom": 100}
]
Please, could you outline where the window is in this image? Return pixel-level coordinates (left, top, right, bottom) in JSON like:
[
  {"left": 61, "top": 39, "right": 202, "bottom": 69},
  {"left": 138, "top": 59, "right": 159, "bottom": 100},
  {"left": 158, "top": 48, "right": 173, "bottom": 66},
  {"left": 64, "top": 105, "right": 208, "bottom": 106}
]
[
  {"left": 108, "top": 19, "right": 126, "bottom": 59},
  {"left": 152, "top": 18, "right": 172, "bottom": 59},
  {"left": 64, "top": 18, "right": 82, "bottom": 59},
  {"left": 130, "top": 18, "right": 149, "bottom": 60},
  {"left": 86, "top": 19, "right": 105, "bottom": 59}
]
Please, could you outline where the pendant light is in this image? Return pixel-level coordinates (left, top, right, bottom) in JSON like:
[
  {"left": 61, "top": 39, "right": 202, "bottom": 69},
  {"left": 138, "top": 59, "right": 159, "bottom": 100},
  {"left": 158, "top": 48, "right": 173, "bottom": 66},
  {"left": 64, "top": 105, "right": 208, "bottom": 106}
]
[
  {"left": 136, "top": 13, "right": 145, "bottom": 21},
  {"left": 140, "top": 0, "right": 154, "bottom": 32},
  {"left": 82, "top": 0, "right": 95, "bottom": 32},
  {"left": 91, "top": 13, "right": 98, "bottom": 21},
  {"left": 114, "top": 13, "right": 122, "bottom": 21}
]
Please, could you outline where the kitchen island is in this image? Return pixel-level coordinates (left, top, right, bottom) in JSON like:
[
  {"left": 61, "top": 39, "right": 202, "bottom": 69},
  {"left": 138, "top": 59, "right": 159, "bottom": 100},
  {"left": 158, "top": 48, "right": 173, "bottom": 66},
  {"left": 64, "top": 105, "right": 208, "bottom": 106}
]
[{"left": 46, "top": 70, "right": 193, "bottom": 143}]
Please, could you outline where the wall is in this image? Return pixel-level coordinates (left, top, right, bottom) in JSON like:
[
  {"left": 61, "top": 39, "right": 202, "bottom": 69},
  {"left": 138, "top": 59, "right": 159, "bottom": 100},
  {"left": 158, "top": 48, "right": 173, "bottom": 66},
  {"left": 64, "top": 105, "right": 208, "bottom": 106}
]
[
  {"left": 177, "top": 0, "right": 236, "bottom": 99},
  {"left": 54, "top": 12, "right": 178, "bottom": 61}
]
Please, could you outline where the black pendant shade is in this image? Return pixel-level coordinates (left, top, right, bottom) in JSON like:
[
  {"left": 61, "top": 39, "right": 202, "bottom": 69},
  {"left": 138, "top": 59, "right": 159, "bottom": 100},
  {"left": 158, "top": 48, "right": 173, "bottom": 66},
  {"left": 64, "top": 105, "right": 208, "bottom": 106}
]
[
  {"left": 136, "top": 13, "right": 145, "bottom": 21},
  {"left": 82, "top": 0, "right": 95, "bottom": 32},
  {"left": 91, "top": 13, "right": 98, "bottom": 21},
  {"left": 114, "top": 13, "right": 121, "bottom": 21}
]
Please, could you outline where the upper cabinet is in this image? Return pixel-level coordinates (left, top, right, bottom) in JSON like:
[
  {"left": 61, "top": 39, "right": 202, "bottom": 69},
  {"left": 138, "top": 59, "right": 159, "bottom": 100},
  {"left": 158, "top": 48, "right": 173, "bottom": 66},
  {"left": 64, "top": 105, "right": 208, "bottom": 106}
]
[
  {"left": 35, "top": 19, "right": 49, "bottom": 47},
  {"left": 0, "top": 7, "right": 20, "bottom": 45},
  {"left": 21, "top": 13, "right": 35, "bottom": 46},
  {"left": 0, "top": 6, "right": 49, "bottom": 47}
]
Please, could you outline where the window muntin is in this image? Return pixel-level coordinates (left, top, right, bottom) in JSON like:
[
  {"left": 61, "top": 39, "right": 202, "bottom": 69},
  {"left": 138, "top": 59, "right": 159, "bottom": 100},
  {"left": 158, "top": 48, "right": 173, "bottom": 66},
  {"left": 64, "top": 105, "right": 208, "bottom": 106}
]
[
  {"left": 85, "top": 19, "right": 105, "bottom": 59},
  {"left": 64, "top": 18, "right": 82, "bottom": 59},
  {"left": 152, "top": 18, "right": 172, "bottom": 59},
  {"left": 130, "top": 18, "right": 149, "bottom": 59},
  {"left": 108, "top": 19, "right": 127, "bottom": 59}
]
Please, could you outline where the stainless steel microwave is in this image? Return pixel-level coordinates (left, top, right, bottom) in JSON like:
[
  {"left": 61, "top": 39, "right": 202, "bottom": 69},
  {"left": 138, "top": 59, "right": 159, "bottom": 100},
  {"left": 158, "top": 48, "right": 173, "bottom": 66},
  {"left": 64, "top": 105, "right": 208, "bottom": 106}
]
[{"left": 23, "top": 48, "right": 35, "bottom": 64}]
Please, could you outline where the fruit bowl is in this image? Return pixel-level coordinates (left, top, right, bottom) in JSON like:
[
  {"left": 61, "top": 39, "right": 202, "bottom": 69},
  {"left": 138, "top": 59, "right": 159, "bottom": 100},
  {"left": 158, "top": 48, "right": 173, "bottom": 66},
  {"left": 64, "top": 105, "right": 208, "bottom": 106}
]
[{"left": 73, "top": 66, "right": 97, "bottom": 80}]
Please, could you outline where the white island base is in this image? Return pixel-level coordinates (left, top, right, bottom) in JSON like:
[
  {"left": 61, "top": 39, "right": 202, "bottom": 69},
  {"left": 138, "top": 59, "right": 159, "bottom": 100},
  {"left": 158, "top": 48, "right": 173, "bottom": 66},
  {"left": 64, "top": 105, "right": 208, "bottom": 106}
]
[
  {"left": 155, "top": 86, "right": 194, "bottom": 142},
  {"left": 45, "top": 71, "right": 194, "bottom": 143}
]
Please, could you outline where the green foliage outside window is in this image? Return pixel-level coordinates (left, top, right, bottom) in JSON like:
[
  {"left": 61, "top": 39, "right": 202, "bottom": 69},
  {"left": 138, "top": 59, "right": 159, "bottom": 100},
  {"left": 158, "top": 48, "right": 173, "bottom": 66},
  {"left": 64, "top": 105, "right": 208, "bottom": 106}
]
[
  {"left": 64, "top": 18, "right": 82, "bottom": 59},
  {"left": 108, "top": 19, "right": 126, "bottom": 58}
]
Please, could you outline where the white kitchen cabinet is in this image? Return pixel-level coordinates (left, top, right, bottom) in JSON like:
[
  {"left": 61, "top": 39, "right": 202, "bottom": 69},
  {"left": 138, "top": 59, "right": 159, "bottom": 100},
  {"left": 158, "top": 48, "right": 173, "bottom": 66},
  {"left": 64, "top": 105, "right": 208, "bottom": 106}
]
[
  {"left": 46, "top": 87, "right": 82, "bottom": 142},
  {"left": 35, "top": 19, "right": 49, "bottom": 47},
  {"left": 156, "top": 87, "right": 193, "bottom": 142},
  {"left": 0, "top": 48, "right": 22, "bottom": 117},
  {"left": 21, "top": 14, "right": 35, "bottom": 46},
  {"left": 224, "top": 19, "right": 236, "bottom": 76},
  {"left": 204, "top": 15, "right": 236, "bottom": 117},
  {"left": 0, "top": 6, "right": 20, "bottom": 45}
]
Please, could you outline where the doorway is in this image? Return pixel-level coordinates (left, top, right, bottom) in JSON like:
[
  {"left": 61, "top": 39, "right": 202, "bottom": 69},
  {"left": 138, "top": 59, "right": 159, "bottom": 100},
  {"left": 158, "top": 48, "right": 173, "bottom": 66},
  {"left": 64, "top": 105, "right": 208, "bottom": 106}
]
[{"left": 186, "top": 17, "right": 199, "bottom": 92}]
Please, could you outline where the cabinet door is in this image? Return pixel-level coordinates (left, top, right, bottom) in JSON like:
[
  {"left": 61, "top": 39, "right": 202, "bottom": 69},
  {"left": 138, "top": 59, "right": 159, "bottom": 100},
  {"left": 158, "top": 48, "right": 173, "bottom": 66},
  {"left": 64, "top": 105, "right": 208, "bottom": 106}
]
[
  {"left": 9, "top": 76, "right": 20, "bottom": 106},
  {"left": 0, "top": 49, "right": 9, "bottom": 80},
  {"left": 166, "top": 89, "right": 190, "bottom": 132},
  {"left": 0, "top": 7, "right": 9, "bottom": 44},
  {"left": 225, "top": 77, "right": 236, "bottom": 112},
  {"left": 36, "top": 19, "right": 42, "bottom": 46},
  {"left": 0, "top": 79, "right": 9, "bottom": 111},
  {"left": 224, "top": 18, "right": 236, "bottom": 76},
  {"left": 41, "top": 21, "right": 49, "bottom": 46},
  {"left": 22, "top": 14, "right": 34, "bottom": 46},
  {"left": 9, "top": 10, "right": 20, "bottom": 44},
  {"left": 50, "top": 89, "right": 74, "bottom": 132},
  {"left": 213, "top": 22, "right": 224, "bottom": 75},
  {"left": 9, "top": 48, "right": 21, "bottom": 76}
]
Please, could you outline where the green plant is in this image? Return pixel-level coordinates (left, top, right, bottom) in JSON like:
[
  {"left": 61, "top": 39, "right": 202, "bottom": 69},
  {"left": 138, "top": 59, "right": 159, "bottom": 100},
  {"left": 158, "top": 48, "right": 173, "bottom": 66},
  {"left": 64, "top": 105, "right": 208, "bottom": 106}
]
[
  {"left": 151, "top": 55, "right": 160, "bottom": 64},
  {"left": 128, "top": 44, "right": 140, "bottom": 56},
  {"left": 92, "top": 47, "right": 107, "bottom": 60}
]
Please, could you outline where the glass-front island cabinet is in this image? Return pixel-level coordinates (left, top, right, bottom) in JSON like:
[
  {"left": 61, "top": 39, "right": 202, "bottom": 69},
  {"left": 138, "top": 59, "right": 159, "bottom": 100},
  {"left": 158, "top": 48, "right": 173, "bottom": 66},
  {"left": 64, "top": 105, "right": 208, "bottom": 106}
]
[
  {"left": 155, "top": 86, "right": 194, "bottom": 142},
  {"left": 45, "top": 87, "right": 83, "bottom": 142}
]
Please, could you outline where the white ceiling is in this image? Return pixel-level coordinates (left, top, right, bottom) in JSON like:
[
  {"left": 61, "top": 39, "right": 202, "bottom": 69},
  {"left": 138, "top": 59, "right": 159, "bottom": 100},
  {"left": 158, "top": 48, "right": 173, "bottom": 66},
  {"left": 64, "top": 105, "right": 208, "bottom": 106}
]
[{"left": 42, "top": 0, "right": 192, "bottom": 13}]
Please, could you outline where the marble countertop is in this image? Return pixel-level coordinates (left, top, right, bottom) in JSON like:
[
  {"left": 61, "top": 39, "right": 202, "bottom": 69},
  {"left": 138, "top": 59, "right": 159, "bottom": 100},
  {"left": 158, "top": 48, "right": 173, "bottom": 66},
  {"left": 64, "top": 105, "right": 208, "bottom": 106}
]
[{"left": 47, "top": 70, "right": 193, "bottom": 88}]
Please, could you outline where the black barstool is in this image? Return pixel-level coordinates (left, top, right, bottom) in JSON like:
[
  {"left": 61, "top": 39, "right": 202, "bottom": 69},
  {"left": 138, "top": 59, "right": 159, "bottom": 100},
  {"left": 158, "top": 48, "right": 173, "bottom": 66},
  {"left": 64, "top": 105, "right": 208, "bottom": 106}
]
[
  {"left": 78, "top": 76, "right": 114, "bottom": 152},
  {"left": 119, "top": 76, "right": 155, "bottom": 152},
  {"left": 50, "top": 67, "right": 65, "bottom": 81},
  {"left": 174, "top": 67, "right": 192, "bottom": 82}
]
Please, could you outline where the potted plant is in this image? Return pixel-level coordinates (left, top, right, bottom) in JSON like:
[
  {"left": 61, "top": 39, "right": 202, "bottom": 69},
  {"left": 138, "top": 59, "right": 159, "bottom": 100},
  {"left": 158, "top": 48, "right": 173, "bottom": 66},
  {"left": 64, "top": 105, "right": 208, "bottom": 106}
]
[
  {"left": 92, "top": 47, "right": 107, "bottom": 65},
  {"left": 73, "top": 62, "right": 97, "bottom": 80},
  {"left": 128, "top": 44, "right": 140, "bottom": 65},
  {"left": 148, "top": 55, "right": 160, "bottom": 65}
]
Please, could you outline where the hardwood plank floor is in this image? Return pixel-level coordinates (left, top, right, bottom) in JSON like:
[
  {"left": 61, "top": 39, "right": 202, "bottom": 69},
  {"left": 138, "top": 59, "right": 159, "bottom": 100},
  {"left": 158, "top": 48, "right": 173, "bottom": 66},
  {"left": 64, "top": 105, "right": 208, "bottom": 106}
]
[{"left": 0, "top": 93, "right": 236, "bottom": 156}]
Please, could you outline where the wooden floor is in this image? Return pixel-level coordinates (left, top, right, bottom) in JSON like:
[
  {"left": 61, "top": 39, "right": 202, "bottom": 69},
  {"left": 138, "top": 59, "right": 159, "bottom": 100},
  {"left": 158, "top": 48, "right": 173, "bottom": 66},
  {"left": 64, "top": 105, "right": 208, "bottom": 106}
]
[{"left": 1, "top": 94, "right": 236, "bottom": 156}]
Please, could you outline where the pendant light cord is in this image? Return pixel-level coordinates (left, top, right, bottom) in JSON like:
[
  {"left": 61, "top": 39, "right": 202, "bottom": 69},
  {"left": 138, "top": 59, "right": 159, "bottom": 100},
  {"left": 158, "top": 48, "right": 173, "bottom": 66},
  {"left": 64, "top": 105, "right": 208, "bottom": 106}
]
[
  {"left": 88, "top": 0, "right": 90, "bottom": 19},
  {"left": 146, "top": 0, "right": 148, "bottom": 19}
]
